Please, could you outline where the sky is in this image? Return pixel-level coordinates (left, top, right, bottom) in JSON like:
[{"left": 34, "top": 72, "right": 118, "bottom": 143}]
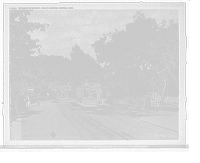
[{"left": 28, "top": 9, "right": 178, "bottom": 59}]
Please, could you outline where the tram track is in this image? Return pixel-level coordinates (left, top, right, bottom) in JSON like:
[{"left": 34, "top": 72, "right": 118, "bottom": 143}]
[
  {"left": 68, "top": 101, "right": 178, "bottom": 133},
  {"left": 10, "top": 100, "right": 178, "bottom": 141},
  {"left": 67, "top": 103, "right": 134, "bottom": 140},
  {"left": 59, "top": 103, "right": 130, "bottom": 140},
  {"left": 134, "top": 118, "right": 178, "bottom": 133},
  {"left": 57, "top": 101, "right": 178, "bottom": 140},
  {"left": 82, "top": 113, "right": 131, "bottom": 140},
  {"left": 52, "top": 98, "right": 178, "bottom": 140}
]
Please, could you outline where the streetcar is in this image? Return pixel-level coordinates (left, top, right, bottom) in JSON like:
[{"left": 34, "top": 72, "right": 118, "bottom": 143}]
[
  {"left": 76, "top": 77, "right": 102, "bottom": 106},
  {"left": 56, "top": 82, "right": 72, "bottom": 102}
]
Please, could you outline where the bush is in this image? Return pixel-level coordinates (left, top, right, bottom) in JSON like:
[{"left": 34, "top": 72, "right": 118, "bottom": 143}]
[
  {"left": 128, "top": 93, "right": 144, "bottom": 109},
  {"left": 109, "top": 88, "right": 128, "bottom": 104},
  {"left": 109, "top": 88, "right": 144, "bottom": 109}
]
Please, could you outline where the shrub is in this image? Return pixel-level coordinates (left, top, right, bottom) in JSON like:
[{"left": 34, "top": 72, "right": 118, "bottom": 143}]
[
  {"left": 109, "top": 88, "right": 128, "bottom": 104},
  {"left": 128, "top": 93, "right": 144, "bottom": 109},
  {"left": 109, "top": 88, "right": 144, "bottom": 109}
]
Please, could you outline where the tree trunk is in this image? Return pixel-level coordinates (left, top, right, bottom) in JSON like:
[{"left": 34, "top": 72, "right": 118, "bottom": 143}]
[
  {"left": 123, "top": 61, "right": 141, "bottom": 91},
  {"left": 166, "top": 86, "right": 169, "bottom": 104},
  {"left": 166, "top": 66, "right": 179, "bottom": 90},
  {"left": 47, "top": 78, "right": 50, "bottom": 89},
  {"left": 169, "top": 72, "right": 179, "bottom": 90},
  {"left": 151, "top": 84, "right": 156, "bottom": 100},
  {"left": 159, "top": 79, "right": 167, "bottom": 103}
]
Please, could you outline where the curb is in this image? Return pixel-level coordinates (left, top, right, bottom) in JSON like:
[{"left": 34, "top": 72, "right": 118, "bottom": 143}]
[{"left": 105, "top": 100, "right": 139, "bottom": 110}]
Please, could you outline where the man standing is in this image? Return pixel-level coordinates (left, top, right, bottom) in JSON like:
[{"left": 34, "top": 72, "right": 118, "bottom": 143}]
[
  {"left": 24, "top": 92, "right": 31, "bottom": 108},
  {"left": 37, "top": 93, "right": 42, "bottom": 106},
  {"left": 46, "top": 92, "right": 49, "bottom": 101}
]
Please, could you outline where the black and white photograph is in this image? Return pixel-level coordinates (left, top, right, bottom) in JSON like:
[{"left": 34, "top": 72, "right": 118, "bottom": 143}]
[{"left": 3, "top": 2, "right": 186, "bottom": 148}]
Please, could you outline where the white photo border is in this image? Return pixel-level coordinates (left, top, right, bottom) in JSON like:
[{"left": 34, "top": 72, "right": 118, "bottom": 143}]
[{"left": 3, "top": 2, "right": 187, "bottom": 148}]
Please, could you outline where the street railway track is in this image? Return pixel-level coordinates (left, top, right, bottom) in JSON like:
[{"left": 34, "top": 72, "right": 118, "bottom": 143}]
[
  {"left": 10, "top": 100, "right": 178, "bottom": 141},
  {"left": 58, "top": 103, "right": 129, "bottom": 140},
  {"left": 57, "top": 101, "right": 178, "bottom": 140},
  {"left": 71, "top": 104, "right": 178, "bottom": 133}
]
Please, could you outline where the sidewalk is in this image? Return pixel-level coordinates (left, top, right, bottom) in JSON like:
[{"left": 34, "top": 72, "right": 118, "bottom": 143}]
[
  {"left": 10, "top": 101, "right": 61, "bottom": 140},
  {"left": 124, "top": 104, "right": 179, "bottom": 132},
  {"left": 104, "top": 97, "right": 179, "bottom": 132},
  {"left": 102, "top": 96, "right": 178, "bottom": 111},
  {"left": 151, "top": 95, "right": 179, "bottom": 111}
]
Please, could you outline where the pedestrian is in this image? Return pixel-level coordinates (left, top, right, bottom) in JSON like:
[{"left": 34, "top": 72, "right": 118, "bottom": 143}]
[
  {"left": 18, "top": 93, "right": 27, "bottom": 114},
  {"left": 24, "top": 92, "right": 31, "bottom": 108},
  {"left": 37, "top": 93, "right": 42, "bottom": 106},
  {"left": 46, "top": 92, "right": 49, "bottom": 101},
  {"left": 9, "top": 100, "right": 14, "bottom": 122}
]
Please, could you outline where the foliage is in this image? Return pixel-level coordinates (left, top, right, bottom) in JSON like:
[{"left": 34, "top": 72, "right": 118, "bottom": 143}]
[
  {"left": 144, "top": 21, "right": 179, "bottom": 88},
  {"left": 9, "top": 10, "right": 48, "bottom": 102},
  {"left": 92, "top": 11, "right": 179, "bottom": 97},
  {"left": 128, "top": 92, "right": 144, "bottom": 109},
  {"left": 109, "top": 88, "right": 144, "bottom": 109},
  {"left": 109, "top": 88, "right": 128, "bottom": 104},
  {"left": 70, "top": 44, "right": 104, "bottom": 84},
  {"left": 92, "top": 12, "right": 157, "bottom": 90},
  {"left": 9, "top": 10, "right": 179, "bottom": 98},
  {"left": 35, "top": 55, "right": 71, "bottom": 83},
  {"left": 21, "top": 45, "right": 102, "bottom": 93}
]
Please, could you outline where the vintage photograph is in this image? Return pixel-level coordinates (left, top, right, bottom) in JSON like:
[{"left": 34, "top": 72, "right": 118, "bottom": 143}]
[{"left": 3, "top": 2, "right": 186, "bottom": 147}]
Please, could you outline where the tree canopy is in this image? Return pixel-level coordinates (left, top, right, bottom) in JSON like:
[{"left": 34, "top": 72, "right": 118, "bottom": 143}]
[
  {"left": 9, "top": 10, "right": 179, "bottom": 97},
  {"left": 9, "top": 9, "right": 50, "bottom": 96},
  {"left": 9, "top": 9, "right": 103, "bottom": 87},
  {"left": 70, "top": 44, "right": 104, "bottom": 85},
  {"left": 92, "top": 11, "right": 179, "bottom": 97}
]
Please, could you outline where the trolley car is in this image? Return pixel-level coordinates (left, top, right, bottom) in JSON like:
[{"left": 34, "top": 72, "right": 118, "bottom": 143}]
[
  {"left": 76, "top": 78, "right": 102, "bottom": 106},
  {"left": 56, "top": 82, "right": 72, "bottom": 102}
]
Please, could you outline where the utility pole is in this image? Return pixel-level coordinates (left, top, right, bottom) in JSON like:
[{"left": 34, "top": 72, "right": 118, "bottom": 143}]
[
  {"left": 166, "top": 85, "right": 169, "bottom": 104},
  {"left": 166, "top": 75, "right": 169, "bottom": 104}
]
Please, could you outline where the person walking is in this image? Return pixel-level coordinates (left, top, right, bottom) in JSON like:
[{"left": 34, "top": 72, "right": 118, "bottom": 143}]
[
  {"left": 24, "top": 92, "right": 31, "bottom": 108},
  {"left": 37, "top": 93, "right": 42, "bottom": 106},
  {"left": 46, "top": 92, "right": 49, "bottom": 101}
]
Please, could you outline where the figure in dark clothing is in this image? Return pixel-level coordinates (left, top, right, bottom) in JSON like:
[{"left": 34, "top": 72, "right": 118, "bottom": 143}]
[
  {"left": 24, "top": 92, "right": 31, "bottom": 108},
  {"left": 46, "top": 92, "right": 49, "bottom": 101},
  {"left": 37, "top": 93, "right": 42, "bottom": 106}
]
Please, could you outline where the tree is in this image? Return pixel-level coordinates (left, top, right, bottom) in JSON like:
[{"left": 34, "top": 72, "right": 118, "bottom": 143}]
[
  {"left": 70, "top": 44, "right": 104, "bottom": 85},
  {"left": 84, "top": 54, "right": 103, "bottom": 82},
  {"left": 144, "top": 21, "right": 179, "bottom": 88},
  {"left": 10, "top": 10, "right": 48, "bottom": 98},
  {"left": 92, "top": 11, "right": 179, "bottom": 98},
  {"left": 34, "top": 55, "right": 71, "bottom": 83},
  {"left": 70, "top": 45, "right": 85, "bottom": 83},
  {"left": 92, "top": 11, "right": 157, "bottom": 91},
  {"left": 142, "top": 59, "right": 167, "bottom": 100},
  {"left": 92, "top": 30, "right": 139, "bottom": 89}
]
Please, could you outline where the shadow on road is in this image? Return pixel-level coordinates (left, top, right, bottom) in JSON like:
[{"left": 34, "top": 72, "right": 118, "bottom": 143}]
[
  {"left": 69, "top": 102, "right": 178, "bottom": 118},
  {"left": 18, "top": 110, "right": 43, "bottom": 118},
  {"left": 51, "top": 100, "right": 58, "bottom": 103},
  {"left": 71, "top": 102, "right": 102, "bottom": 109},
  {"left": 86, "top": 109, "right": 174, "bottom": 118},
  {"left": 51, "top": 101, "right": 70, "bottom": 104},
  {"left": 121, "top": 110, "right": 175, "bottom": 118}
]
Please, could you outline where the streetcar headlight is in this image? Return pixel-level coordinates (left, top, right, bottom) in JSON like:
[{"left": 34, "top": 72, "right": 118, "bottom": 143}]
[{"left": 84, "top": 93, "right": 89, "bottom": 97}]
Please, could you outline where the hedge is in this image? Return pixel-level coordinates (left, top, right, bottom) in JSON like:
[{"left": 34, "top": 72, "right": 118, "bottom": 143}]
[{"left": 109, "top": 88, "right": 144, "bottom": 109}]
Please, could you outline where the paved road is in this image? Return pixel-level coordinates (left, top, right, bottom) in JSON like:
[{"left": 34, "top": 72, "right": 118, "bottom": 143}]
[{"left": 10, "top": 100, "right": 179, "bottom": 140}]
